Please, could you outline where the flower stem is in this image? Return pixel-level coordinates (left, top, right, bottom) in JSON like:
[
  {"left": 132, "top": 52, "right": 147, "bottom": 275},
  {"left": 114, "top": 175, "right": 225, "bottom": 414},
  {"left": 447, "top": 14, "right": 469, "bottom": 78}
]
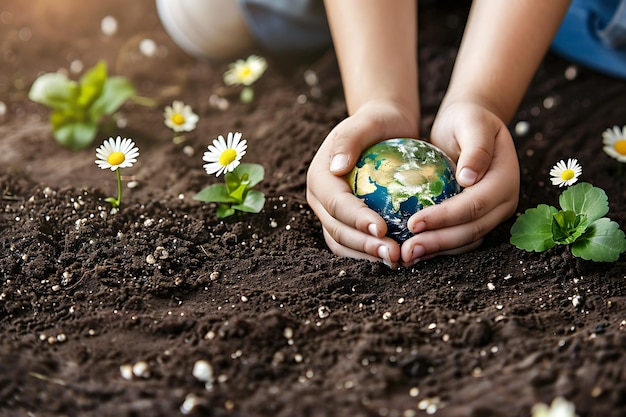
[
  {"left": 115, "top": 168, "right": 123, "bottom": 207},
  {"left": 130, "top": 95, "right": 159, "bottom": 107}
]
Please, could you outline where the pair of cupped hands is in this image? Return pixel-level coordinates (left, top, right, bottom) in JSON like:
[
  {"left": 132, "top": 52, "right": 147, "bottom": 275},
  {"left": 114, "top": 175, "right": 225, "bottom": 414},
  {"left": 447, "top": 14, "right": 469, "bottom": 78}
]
[{"left": 306, "top": 100, "right": 520, "bottom": 268}]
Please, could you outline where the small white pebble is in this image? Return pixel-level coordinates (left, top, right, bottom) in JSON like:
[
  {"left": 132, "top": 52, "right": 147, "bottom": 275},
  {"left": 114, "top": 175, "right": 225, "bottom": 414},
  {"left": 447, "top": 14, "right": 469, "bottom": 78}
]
[
  {"left": 543, "top": 96, "right": 555, "bottom": 109},
  {"left": 192, "top": 360, "right": 214, "bottom": 387},
  {"left": 382, "top": 311, "right": 392, "bottom": 320},
  {"left": 572, "top": 295, "right": 582, "bottom": 308},
  {"left": 182, "top": 145, "right": 194, "bottom": 157},
  {"left": 283, "top": 327, "right": 294, "bottom": 339},
  {"left": 69, "top": 59, "right": 83, "bottom": 74},
  {"left": 120, "top": 364, "right": 133, "bottom": 380},
  {"left": 132, "top": 361, "right": 150, "bottom": 378},
  {"left": 318, "top": 305, "right": 331, "bottom": 319},
  {"left": 303, "top": 69, "right": 319, "bottom": 86},
  {"left": 514, "top": 121, "right": 530, "bottom": 136},
  {"left": 565, "top": 65, "right": 578, "bottom": 80},
  {"left": 180, "top": 393, "right": 200, "bottom": 415},
  {"left": 146, "top": 254, "right": 156, "bottom": 265},
  {"left": 487, "top": 282, "right": 496, "bottom": 291},
  {"left": 100, "top": 16, "right": 118, "bottom": 36},
  {"left": 0, "top": 101, "right": 6, "bottom": 116},
  {"left": 139, "top": 38, "right": 157, "bottom": 57}
]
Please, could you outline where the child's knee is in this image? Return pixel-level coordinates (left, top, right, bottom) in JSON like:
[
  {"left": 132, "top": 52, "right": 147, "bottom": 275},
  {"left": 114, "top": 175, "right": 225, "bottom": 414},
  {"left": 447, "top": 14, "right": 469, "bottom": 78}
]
[
  {"left": 156, "top": 0, "right": 332, "bottom": 61},
  {"left": 156, "top": 0, "right": 256, "bottom": 61}
]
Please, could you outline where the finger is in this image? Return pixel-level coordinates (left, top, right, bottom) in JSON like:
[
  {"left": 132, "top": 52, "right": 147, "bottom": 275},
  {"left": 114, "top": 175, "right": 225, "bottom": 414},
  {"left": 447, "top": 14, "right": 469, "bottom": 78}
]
[
  {"left": 307, "top": 164, "right": 388, "bottom": 237},
  {"left": 326, "top": 109, "right": 417, "bottom": 175},
  {"left": 400, "top": 239, "right": 483, "bottom": 268},
  {"left": 322, "top": 228, "right": 399, "bottom": 269},
  {"left": 316, "top": 209, "right": 401, "bottom": 265},
  {"left": 407, "top": 132, "right": 519, "bottom": 232},
  {"left": 452, "top": 124, "right": 498, "bottom": 187},
  {"left": 400, "top": 202, "right": 514, "bottom": 264}
]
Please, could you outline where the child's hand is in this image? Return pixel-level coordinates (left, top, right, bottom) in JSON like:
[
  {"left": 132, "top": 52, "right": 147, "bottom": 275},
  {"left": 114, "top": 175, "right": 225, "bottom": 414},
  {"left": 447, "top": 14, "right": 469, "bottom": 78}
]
[
  {"left": 306, "top": 100, "right": 417, "bottom": 267},
  {"left": 400, "top": 101, "right": 520, "bottom": 266}
]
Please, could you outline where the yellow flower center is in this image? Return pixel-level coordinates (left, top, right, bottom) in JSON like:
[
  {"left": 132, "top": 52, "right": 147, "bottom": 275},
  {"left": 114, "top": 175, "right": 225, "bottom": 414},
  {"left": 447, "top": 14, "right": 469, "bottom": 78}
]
[
  {"left": 219, "top": 149, "right": 237, "bottom": 166},
  {"left": 239, "top": 67, "right": 252, "bottom": 79},
  {"left": 172, "top": 113, "right": 185, "bottom": 125},
  {"left": 614, "top": 139, "right": 626, "bottom": 155},
  {"left": 107, "top": 151, "right": 126, "bottom": 166},
  {"left": 560, "top": 169, "right": 575, "bottom": 181}
]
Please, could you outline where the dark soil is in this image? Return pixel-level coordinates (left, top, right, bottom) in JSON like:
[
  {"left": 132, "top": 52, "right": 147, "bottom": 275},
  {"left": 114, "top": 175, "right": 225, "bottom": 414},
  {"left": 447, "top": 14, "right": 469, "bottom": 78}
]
[{"left": 1, "top": 1, "right": 625, "bottom": 416}]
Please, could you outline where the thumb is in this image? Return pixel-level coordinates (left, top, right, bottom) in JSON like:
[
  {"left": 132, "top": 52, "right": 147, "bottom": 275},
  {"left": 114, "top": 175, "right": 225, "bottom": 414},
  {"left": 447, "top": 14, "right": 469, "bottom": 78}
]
[{"left": 453, "top": 131, "right": 495, "bottom": 188}]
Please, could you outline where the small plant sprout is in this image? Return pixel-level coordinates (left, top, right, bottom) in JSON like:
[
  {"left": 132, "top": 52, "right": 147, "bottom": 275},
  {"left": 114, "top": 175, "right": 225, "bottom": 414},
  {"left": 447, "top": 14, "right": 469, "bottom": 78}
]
[
  {"left": 193, "top": 132, "right": 265, "bottom": 218},
  {"left": 223, "top": 55, "right": 268, "bottom": 103},
  {"left": 602, "top": 124, "right": 626, "bottom": 176},
  {"left": 95, "top": 136, "right": 139, "bottom": 210},
  {"left": 163, "top": 100, "right": 199, "bottom": 144},
  {"left": 28, "top": 60, "right": 136, "bottom": 150},
  {"left": 550, "top": 158, "right": 582, "bottom": 187},
  {"left": 511, "top": 159, "right": 626, "bottom": 262},
  {"left": 531, "top": 397, "right": 576, "bottom": 417}
]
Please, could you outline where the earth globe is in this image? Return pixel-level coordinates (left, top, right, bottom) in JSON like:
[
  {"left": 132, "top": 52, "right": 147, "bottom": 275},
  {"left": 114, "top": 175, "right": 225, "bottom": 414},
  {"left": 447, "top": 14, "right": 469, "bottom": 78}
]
[{"left": 347, "top": 138, "right": 461, "bottom": 243}]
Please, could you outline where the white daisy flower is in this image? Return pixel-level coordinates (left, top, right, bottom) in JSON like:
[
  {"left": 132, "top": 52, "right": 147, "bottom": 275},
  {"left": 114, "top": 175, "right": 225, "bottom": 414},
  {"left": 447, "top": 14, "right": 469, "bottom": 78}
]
[
  {"left": 531, "top": 397, "right": 576, "bottom": 417},
  {"left": 602, "top": 124, "right": 626, "bottom": 162},
  {"left": 95, "top": 136, "right": 139, "bottom": 171},
  {"left": 550, "top": 158, "right": 582, "bottom": 187},
  {"left": 203, "top": 132, "right": 247, "bottom": 177},
  {"left": 164, "top": 100, "right": 199, "bottom": 133},
  {"left": 224, "top": 55, "right": 267, "bottom": 86}
]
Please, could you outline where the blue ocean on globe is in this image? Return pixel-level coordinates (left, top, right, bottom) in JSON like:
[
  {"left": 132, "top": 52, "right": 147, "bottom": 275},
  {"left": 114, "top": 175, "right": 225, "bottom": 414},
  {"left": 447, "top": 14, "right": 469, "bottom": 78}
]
[{"left": 347, "top": 138, "right": 461, "bottom": 243}]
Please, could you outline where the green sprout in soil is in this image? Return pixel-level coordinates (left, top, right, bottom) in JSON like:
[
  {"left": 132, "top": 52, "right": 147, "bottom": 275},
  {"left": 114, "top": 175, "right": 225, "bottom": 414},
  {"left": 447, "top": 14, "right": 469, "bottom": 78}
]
[
  {"left": 29, "top": 60, "right": 136, "bottom": 150},
  {"left": 194, "top": 131, "right": 265, "bottom": 218},
  {"left": 95, "top": 136, "right": 139, "bottom": 210},
  {"left": 163, "top": 100, "right": 199, "bottom": 144},
  {"left": 511, "top": 158, "right": 626, "bottom": 262},
  {"left": 602, "top": 124, "right": 626, "bottom": 176},
  {"left": 223, "top": 55, "right": 267, "bottom": 103}
]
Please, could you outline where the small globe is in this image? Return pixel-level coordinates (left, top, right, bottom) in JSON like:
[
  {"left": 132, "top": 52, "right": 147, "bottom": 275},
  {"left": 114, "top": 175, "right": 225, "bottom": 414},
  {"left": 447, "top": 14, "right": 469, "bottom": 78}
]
[{"left": 347, "top": 138, "right": 461, "bottom": 243}]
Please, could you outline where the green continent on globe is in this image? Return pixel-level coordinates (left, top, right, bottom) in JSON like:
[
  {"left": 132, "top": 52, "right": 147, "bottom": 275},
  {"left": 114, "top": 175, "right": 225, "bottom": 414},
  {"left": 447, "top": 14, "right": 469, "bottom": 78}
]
[{"left": 347, "top": 138, "right": 461, "bottom": 243}]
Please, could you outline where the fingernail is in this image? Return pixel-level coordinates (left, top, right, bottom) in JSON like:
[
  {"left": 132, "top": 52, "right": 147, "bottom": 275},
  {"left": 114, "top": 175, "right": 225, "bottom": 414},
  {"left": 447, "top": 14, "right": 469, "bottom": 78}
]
[
  {"left": 330, "top": 153, "right": 349, "bottom": 172},
  {"left": 368, "top": 223, "right": 378, "bottom": 237},
  {"left": 411, "top": 220, "right": 426, "bottom": 233},
  {"left": 378, "top": 245, "right": 391, "bottom": 262},
  {"left": 458, "top": 168, "right": 478, "bottom": 186},
  {"left": 411, "top": 245, "right": 425, "bottom": 260}
]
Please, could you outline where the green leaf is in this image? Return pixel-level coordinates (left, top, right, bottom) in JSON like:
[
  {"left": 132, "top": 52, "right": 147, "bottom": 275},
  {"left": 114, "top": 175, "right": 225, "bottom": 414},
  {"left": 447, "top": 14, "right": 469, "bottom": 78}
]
[
  {"left": 193, "top": 184, "right": 238, "bottom": 203},
  {"left": 216, "top": 204, "right": 236, "bottom": 218},
  {"left": 89, "top": 76, "right": 135, "bottom": 120},
  {"left": 52, "top": 121, "right": 98, "bottom": 150},
  {"left": 233, "top": 163, "right": 265, "bottom": 189},
  {"left": 559, "top": 182, "right": 609, "bottom": 224},
  {"left": 510, "top": 204, "right": 558, "bottom": 252},
  {"left": 28, "top": 73, "right": 77, "bottom": 110},
  {"left": 104, "top": 197, "right": 120, "bottom": 208},
  {"left": 229, "top": 183, "right": 247, "bottom": 204},
  {"left": 77, "top": 61, "right": 107, "bottom": 108},
  {"left": 551, "top": 210, "right": 588, "bottom": 245},
  {"left": 232, "top": 190, "right": 266, "bottom": 213},
  {"left": 572, "top": 218, "right": 626, "bottom": 262}
]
